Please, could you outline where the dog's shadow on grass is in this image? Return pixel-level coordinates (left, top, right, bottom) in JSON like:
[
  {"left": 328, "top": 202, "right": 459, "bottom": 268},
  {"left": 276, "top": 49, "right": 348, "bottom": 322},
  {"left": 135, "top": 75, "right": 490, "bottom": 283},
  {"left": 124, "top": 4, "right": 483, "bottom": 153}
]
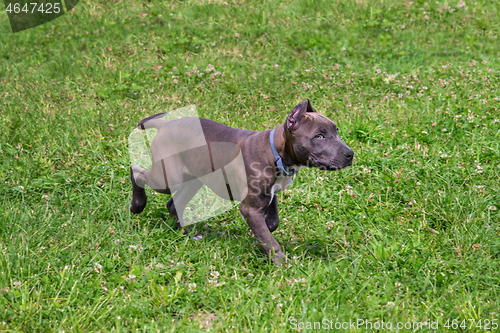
[
  {"left": 140, "top": 207, "right": 177, "bottom": 230},
  {"left": 142, "top": 206, "right": 247, "bottom": 237},
  {"left": 141, "top": 207, "right": 337, "bottom": 261}
]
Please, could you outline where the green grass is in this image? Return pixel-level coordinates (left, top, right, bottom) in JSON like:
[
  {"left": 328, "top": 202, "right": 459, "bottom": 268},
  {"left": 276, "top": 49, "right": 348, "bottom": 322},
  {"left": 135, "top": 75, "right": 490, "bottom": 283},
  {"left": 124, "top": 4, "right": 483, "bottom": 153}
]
[{"left": 1, "top": 0, "right": 499, "bottom": 331}]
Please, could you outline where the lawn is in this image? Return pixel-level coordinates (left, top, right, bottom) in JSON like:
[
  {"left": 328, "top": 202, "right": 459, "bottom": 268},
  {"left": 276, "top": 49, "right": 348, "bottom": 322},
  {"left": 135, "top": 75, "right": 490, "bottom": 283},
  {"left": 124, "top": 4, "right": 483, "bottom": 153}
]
[{"left": 0, "top": 0, "right": 499, "bottom": 331}]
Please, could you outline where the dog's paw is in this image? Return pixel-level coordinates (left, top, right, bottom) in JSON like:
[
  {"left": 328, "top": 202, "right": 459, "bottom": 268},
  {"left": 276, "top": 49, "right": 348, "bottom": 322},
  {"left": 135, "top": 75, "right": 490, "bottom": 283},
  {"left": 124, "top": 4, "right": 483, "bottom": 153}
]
[
  {"left": 272, "top": 253, "right": 289, "bottom": 268},
  {"left": 129, "top": 202, "right": 146, "bottom": 214}
]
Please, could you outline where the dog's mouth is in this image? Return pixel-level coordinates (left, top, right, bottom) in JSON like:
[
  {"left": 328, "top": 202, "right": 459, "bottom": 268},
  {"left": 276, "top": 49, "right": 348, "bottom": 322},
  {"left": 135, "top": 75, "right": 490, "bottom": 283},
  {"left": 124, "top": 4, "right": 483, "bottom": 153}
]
[
  {"left": 310, "top": 157, "right": 352, "bottom": 171},
  {"left": 318, "top": 164, "right": 346, "bottom": 171}
]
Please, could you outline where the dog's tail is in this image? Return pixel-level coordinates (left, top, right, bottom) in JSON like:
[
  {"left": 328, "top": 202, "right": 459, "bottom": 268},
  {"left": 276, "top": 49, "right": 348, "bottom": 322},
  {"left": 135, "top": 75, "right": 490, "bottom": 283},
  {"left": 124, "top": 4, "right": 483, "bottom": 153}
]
[
  {"left": 129, "top": 113, "right": 166, "bottom": 170},
  {"left": 137, "top": 112, "right": 167, "bottom": 130}
]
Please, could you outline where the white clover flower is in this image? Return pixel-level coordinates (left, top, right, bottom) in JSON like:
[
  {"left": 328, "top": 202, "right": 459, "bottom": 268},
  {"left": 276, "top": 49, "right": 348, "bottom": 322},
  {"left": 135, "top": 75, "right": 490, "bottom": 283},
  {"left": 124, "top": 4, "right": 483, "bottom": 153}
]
[{"left": 94, "top": 263, "right": 102, "bottom": 274}]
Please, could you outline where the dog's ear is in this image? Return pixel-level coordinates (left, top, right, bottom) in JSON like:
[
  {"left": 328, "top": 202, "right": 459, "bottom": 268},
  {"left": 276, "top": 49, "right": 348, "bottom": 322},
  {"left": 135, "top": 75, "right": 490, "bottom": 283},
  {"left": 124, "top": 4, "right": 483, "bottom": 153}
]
[{"left": 286, "top": 99, "right": 315, "bottom": 131}]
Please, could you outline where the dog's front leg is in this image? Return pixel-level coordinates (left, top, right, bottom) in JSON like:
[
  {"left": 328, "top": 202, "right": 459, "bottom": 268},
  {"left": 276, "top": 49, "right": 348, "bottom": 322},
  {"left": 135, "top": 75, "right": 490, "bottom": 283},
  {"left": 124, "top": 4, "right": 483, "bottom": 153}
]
[
  {"left": 240, "top": 200, "right": 286, "bottom": 266},
  {"left": 264, "top": 195, "right": 280, "bottom": 232}
]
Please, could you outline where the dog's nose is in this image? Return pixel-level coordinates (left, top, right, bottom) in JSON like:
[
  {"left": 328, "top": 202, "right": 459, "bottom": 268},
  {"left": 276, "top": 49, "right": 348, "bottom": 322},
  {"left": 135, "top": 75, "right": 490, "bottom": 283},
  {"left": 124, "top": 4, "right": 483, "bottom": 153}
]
[{"left": 343, "top": 150, "right": 354, "bottom": 160}]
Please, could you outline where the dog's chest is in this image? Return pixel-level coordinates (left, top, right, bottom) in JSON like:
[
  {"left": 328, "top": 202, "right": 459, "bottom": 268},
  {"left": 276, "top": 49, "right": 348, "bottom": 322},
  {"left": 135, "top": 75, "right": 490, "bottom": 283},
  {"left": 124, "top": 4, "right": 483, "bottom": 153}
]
[{"left": 269, "top": 175, "right": 294, "bottom": 205}]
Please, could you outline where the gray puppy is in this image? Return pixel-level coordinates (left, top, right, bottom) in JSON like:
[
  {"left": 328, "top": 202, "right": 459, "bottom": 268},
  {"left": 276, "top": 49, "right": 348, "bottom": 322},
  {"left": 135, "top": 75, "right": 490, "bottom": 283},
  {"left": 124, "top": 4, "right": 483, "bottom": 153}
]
[{"left": 130, "top": 100, "right": 353, "bottom": 265}]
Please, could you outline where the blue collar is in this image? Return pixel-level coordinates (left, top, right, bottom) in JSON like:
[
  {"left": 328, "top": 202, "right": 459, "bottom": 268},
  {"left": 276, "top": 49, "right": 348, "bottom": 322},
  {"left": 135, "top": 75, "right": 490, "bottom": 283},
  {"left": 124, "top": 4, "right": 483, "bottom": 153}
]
[{"left": 269, "top": 129, "right": 297, "bottom": 177}]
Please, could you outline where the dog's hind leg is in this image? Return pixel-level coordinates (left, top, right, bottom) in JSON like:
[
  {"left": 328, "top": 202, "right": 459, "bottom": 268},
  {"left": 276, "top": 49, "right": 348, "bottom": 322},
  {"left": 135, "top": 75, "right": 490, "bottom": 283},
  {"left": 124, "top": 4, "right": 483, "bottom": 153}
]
[
  {"left": 166, "top": 197, "right": 178, "bottom": 220},
  {"left": 130, "top": 165, "right": 148, "bottom": 214},
  {"left": 264, "top": 195, "right": 280, "bottom": 232},
  {"left": 130, "top": 161, "right": 173, "bottom": 213}
]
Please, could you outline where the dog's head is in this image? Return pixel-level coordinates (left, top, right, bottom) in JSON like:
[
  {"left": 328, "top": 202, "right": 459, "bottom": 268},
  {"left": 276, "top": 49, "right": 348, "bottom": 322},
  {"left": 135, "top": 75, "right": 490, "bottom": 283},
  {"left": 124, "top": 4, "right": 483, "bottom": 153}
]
[{"left": 284, "top": 99, "right": 354, "bottom": 170}]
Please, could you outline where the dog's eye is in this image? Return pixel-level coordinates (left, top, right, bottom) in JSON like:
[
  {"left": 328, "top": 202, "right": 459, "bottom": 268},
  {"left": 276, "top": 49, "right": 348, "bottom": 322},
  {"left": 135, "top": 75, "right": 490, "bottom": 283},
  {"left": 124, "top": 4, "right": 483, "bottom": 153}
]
[{"left": 314, "top": 134, "right": 325, "bottom": 140}]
